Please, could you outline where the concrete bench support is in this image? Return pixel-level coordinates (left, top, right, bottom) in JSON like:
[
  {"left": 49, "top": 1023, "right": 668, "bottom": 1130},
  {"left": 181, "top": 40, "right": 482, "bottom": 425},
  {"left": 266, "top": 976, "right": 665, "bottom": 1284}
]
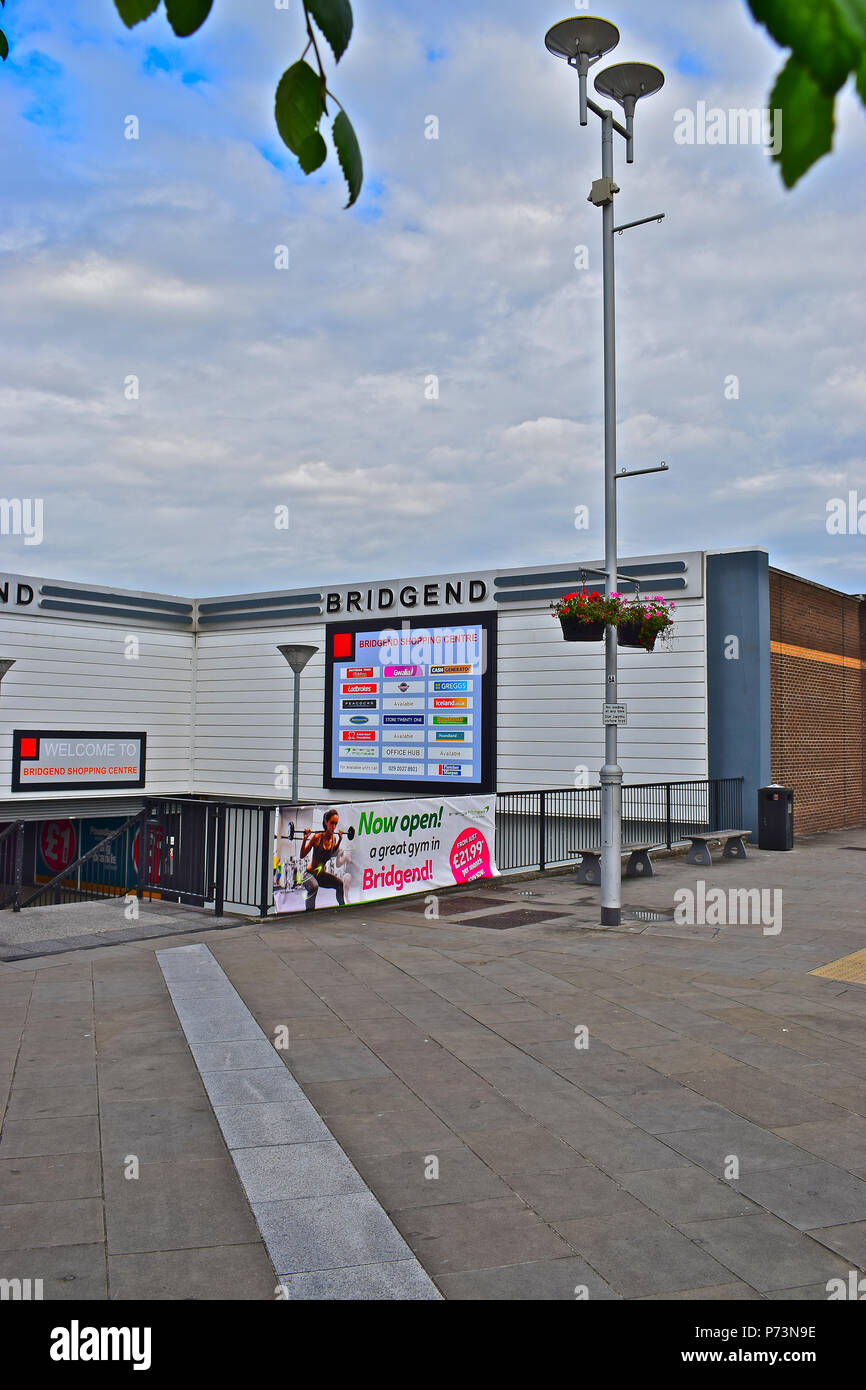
[
  {"left": 572, "top": 844, "right": 656, "bottom": 886},
  {"left": 684, "top": 830, "right": 750, "bottom": 867}
]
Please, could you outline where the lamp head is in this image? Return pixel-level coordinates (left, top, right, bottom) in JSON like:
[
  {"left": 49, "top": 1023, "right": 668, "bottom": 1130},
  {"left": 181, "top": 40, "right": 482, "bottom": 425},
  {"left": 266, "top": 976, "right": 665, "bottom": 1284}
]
[
  {"left": 277, "top": 644, "right": 318, "bottom": 675},
  {"left": 544, "top": 16, "right": 620, "bottom": 65},
  {"left": 594, "top": 61, "right": 665, "bottom": 112}
]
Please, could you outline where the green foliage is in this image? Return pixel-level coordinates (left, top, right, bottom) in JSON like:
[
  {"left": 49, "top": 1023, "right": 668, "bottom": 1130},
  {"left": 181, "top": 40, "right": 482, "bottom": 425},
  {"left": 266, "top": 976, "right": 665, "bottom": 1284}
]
[
  {"left": 770, "top": 57, "right": 837, "bottom": 188},
  {"left": 0, "top": 31, "right": 7, "bottom": 63},
  {"left": 164, "top": 0, "right": 213, "bottom": 38},
  {"left": 104, "top": 0, "right": 363, "bottom": 206},
  {"left": 747, "top": 0, "right": 866, "bottom": 185},
  {"left": 307, "top": 0, "right": 353, "bottom": 63},
  {"left": 333, "top": 109, "right": 362, "bottom": 207},
  {"left": 114, "top": 0, "right": 161, "bottom": 25},
  {"left": 275, "top": 60, "right": 326, "bottom": 156}
]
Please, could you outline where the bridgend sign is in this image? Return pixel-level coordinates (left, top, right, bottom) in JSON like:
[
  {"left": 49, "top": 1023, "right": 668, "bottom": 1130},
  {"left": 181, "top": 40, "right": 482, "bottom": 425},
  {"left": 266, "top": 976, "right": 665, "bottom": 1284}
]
[
  {"left": 325, "top": 578, "right": 488, "bottom": 617},
  {"left": 12, "top": 730, "right": 146, "bottom": 792}
]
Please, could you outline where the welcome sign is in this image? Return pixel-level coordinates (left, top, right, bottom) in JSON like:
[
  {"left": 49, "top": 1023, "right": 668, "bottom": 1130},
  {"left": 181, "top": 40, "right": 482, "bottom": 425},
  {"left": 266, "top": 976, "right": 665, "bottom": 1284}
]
[{"left": 12, "top": 730, "right": 146, "bottom": 792}]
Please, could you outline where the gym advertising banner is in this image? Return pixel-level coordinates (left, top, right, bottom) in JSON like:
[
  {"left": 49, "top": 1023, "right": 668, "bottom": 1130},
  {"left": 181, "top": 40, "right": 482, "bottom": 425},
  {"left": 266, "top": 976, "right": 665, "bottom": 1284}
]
[{"left": 273, "top": 794, "right": 498, "bottom": 914}]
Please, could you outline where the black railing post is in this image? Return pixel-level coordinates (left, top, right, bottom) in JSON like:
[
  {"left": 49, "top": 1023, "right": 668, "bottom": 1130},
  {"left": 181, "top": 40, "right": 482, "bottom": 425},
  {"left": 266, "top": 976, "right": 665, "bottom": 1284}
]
[
  {"left": 13, "top": 821, "right": 24, "bottom": 913},
  {"left": 539, "top": 792, "right": 547, "bottom": 873},
  {"left": 665, "top": 784, "right": 672, "bottom": 850},
  {"left": 214, "top": 803, "right": 226, "bottom": 917},
  {"left": 712, "top": 779, "right": 721, "bottom": 830},
  {"left": 259, "top": 808, "right": 271, "bottom": 918},
  {"left": 136, "top": 806, "right": 148, "bottom": 899}
]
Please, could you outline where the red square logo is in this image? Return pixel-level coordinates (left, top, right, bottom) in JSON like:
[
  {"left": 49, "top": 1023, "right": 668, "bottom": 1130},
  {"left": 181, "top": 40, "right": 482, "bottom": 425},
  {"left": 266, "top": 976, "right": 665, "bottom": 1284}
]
[
  {"left": 20, "top": 737, "right": 38, "bottom": 758},
  {"left": 332, "top": 632, "right": 352, "bottom": 660}
]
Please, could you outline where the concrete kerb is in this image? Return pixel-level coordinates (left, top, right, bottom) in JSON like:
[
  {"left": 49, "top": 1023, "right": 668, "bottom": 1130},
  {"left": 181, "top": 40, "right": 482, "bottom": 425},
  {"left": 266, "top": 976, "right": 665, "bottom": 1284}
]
[{"left": 156, "top": 944, "right": 442, "bottom": 1301}]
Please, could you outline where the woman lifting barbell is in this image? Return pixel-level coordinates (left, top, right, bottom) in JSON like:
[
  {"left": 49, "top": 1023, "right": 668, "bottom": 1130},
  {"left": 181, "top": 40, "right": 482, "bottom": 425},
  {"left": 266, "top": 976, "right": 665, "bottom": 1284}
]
[{"left": 300, "top": 810, "right": 346, "bottom": 911}]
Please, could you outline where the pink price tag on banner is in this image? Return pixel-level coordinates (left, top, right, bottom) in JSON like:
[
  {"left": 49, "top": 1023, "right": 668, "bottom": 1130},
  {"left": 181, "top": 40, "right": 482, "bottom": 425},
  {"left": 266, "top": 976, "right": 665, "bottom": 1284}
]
[{"left": 450, "top": 826, "right": 491, "bottom": 883}]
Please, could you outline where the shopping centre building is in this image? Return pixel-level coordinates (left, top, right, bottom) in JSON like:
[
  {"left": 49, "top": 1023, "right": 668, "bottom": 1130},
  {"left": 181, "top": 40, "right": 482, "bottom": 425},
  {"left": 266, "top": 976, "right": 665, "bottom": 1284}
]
[{"left": 0, "top": 545, "right": 862, "bottom": 909}]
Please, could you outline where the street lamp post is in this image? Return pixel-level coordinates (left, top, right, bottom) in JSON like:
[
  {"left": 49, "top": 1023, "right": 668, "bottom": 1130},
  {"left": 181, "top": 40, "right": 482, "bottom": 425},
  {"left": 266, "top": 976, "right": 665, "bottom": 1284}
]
[
  {"left": 546, "top": 17, "right": 666, "bottom": 927},
  {"left": 277, "top": 644, "right": 319, "bottom": 804}
]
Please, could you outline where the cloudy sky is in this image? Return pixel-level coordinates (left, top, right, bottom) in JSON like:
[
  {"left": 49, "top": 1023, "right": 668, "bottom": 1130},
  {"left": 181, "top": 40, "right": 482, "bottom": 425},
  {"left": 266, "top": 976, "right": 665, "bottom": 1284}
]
[{"left": 3, "top": 1, "right": 865, "bottom": 599}]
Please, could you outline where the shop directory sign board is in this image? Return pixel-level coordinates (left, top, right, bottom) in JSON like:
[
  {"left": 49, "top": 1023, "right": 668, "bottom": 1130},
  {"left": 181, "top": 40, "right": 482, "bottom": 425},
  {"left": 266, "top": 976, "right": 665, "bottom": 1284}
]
[
  {"left": 323, "top": 613, "right": 496, "bottom": 793},
  {"left": 12, "top": 730, "right": 146, "bottom": 792}
]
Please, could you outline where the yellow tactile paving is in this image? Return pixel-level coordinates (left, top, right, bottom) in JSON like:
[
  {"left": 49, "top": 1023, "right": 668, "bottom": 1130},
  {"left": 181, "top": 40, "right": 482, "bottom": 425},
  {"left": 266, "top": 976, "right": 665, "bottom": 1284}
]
[{"left": 810, "top": 948, "right": 866, "bottom": 984}]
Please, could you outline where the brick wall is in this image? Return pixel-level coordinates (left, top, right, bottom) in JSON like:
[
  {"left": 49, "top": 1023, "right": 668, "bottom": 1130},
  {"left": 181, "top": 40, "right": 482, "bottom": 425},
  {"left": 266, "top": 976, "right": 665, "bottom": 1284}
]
[{"left": 769, "top": 568, "right": 866, "bottom": 834}]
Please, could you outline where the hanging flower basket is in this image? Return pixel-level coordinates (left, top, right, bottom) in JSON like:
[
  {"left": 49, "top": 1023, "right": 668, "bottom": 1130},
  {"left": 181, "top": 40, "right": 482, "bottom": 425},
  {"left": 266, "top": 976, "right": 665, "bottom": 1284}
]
[
  {"left": 559, "top": 615, "right": 605, "bottom": 642},
  {"left": 617, "top": 597, "right": 676, "bottom": 652},
  {"left": 617, "top": 619, "right": 653, "bottom": 650},
  {"left": 552, "top": 589, "right": 626, "bottom": 643}
]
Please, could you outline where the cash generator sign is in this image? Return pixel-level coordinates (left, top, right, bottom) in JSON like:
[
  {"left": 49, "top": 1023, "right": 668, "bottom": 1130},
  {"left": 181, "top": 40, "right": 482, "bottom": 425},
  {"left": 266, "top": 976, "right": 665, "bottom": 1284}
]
[{"left": 12, "top": 730, "right": 146, "bottom": 792}]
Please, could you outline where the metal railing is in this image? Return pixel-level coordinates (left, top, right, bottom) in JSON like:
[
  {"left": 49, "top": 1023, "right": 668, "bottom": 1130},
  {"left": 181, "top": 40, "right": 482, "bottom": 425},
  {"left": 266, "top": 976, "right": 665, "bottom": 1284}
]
[
  {"left": 0, "top": 821, "right": 25, "bottom": 911},
  {"left": 495, "top": 778, "right": 744, "bottom": 873},
  {"left": 18, "top": 809, "right": 150, "bottom": 909},
  {"left": 1, "top": 780, "right": 743, "bottom": 915}
]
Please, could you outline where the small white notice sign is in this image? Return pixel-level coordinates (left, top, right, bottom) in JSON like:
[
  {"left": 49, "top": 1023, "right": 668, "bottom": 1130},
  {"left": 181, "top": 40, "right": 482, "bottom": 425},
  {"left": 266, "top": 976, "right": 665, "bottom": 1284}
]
[{"left": 603, "top": 703, "right": 628, "bottom": 726}]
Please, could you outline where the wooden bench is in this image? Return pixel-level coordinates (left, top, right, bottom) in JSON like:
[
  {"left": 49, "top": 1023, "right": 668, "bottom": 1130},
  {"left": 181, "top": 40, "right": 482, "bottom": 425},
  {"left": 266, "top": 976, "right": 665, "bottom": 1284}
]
[
  {"left": 684, "top": 830, "right": 750, "bottom": 866},
  {"left": 570, "top": 843, "right": 658, "bottom": 886}
]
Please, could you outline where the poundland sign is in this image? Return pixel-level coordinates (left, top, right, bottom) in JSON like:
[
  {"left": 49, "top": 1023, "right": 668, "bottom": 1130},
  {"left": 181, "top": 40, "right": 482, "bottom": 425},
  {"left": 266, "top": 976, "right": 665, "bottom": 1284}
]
[{"left": 12, "top": 730, "right": 146, "bottom": 792}]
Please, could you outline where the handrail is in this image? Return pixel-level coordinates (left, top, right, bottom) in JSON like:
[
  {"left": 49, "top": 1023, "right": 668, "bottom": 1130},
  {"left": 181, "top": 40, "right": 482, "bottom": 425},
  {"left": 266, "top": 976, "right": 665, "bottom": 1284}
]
[{"left": 18, "top": 809, "right": 148, "bottom": 910}]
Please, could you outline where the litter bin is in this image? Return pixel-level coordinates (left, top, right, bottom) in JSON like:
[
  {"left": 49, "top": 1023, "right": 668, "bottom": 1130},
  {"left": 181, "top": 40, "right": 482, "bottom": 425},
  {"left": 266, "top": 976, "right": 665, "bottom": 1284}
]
[{"left": 758, "top": 785, "right": 794, "bottom": 850}]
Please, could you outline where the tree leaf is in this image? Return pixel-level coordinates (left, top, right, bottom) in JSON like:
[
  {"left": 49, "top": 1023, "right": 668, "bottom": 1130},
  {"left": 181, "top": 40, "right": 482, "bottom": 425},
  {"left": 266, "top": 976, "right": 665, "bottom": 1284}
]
[
  {"left": 746, "top": 0, "right": 858, "bottom": 93},
  {"left": 298, "top": 130, "right": 328, "bottom": 173},
  {"left": 333, "top": 108, "right": 362, "bottom": 207},
  {"left": 275, "top": 60, "right": 326, "bottom": 155},
  {"left": 0, "top": 28, "right": 7, "bottom": 62},
  {"left": 307, "top": 0, "right": 353, "bottom": 63},
  {"left": 164, "top": 0, "right": 213, "bottom": 38},
  {"left": 858, "top": 48, "right": 866, "bottom": 101},
  {"left": 770, "top": 54, "right": 836, "bottom": 186},
  {"left": 835, "top": 0, "right": 866, "bottom": 46},
  {"left": 114, "top": 0, "right": 162, "bottom": 27}
]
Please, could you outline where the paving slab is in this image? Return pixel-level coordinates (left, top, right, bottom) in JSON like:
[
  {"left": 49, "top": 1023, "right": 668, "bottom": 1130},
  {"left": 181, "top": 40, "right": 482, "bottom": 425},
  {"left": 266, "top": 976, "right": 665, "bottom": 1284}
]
[
  {"left": 680, "top": 1213, "right": 855, "bottom": 1292},
  {"left": 0, "top": 1242, "right": 108, "bottom": 1300},
  {"left": 733, "top": 1162, "right": 866, "bottom": 1232},
  {"left": 279, "top": 1259, "right": 441, "bottom": 1300},
  {"left": 552, "top": 1208, "right": 733, "bottom": 1298},
  {"left": 253, "top": 1192, "right": 417, "bottom": 1273},
  {"left": 437, "top": 1257, "right": 622, "bottom": 1301},
  {"left": 214, "top": 1101, "right": 331, "bottom": 1149},
  {"left": 108, "top": 1243, "right": 278, "bottom": 1301}
]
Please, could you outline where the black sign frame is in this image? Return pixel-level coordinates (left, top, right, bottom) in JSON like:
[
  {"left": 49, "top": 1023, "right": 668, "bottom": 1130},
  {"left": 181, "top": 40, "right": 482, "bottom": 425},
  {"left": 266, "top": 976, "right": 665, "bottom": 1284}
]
[
  {"left": 12, "top": 729, "right": 147, "bottom": 793},
  {"left": 323, "top": 612, "right": 497, "bottom": 794}
]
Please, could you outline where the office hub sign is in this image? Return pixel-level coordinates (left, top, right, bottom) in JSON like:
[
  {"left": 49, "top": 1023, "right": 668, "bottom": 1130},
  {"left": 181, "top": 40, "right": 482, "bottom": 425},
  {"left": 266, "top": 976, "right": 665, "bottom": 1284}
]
[
  {"left": 12, "top": 730, "right": 146, "bottom": 792},
  {"left": 324, "top": 613, "right": 496, "bottom": 793}
]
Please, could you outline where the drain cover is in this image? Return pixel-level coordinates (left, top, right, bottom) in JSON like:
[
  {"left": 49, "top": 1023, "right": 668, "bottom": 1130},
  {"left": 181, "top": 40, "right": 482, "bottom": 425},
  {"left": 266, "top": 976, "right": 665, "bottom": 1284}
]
[
  {"left": 626, "top": 907, "right": 674, "bottom": 923},
  {"left": 458, "top": 909, "right": 574, "bottom": 931},
  {"left": 402, "top": 893, "right": 504, "bottom": 917}
]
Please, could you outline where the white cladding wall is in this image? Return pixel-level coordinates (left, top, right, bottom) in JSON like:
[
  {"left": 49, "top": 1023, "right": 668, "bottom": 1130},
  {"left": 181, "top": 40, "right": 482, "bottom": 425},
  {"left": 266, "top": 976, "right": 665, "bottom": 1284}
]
[
  {"left": 192, "top": 599, "right": 708, "bottom": 799},
  {"left": 0, "top": 593, "right": 708, "bottom": 802},
  {"left": 498, "top": 600, "right": 707, "bottom": 788},
  {"left": 0, "top": 613, "right": 195, "bottom": 800},
  {"left": 193, "top": 626, "right": 327, "bottom": 799}
]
